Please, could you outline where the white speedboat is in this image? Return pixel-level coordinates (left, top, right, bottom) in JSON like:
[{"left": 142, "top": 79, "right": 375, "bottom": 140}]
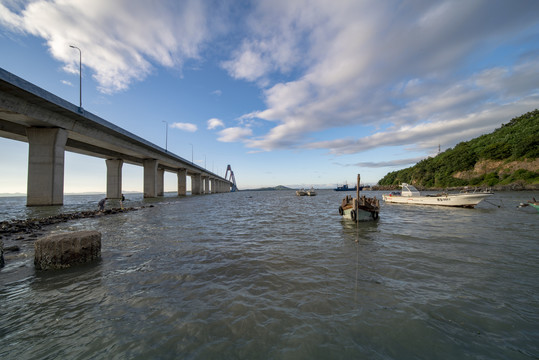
[
  {"left": 296, "top": 189, "right": 307, "bottom": 196},
  {"left": 306, "top": 187, "right": 317, "bottom": 196},
  {"left": 382, "top": 183, "right": 493, "bottom": 208}
]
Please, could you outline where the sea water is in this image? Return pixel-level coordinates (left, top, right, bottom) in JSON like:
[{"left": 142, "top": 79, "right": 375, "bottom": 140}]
[{"left": 1, "top": 190, "right": 538, "bottom": 359}]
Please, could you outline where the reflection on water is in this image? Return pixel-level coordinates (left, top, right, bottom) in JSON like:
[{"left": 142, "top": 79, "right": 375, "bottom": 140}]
[{"left": 1, "top": 190, "right": 538, "bottom": 359}]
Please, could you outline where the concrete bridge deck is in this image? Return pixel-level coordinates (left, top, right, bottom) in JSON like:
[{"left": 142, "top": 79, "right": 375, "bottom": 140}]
[{"left": 0, "top": 67, "right": 233, "bottom": 205}]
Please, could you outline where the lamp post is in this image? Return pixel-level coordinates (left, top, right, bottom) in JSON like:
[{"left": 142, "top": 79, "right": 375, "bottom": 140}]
[
  {"left": 189, "top": 143, "right": 193, "bottom": 164},
  {"left": 162, "top": 121, "right": 168, "bottom": 151},
  {"left": 69, "top": 45, "right": 82, "bottom": 112}
]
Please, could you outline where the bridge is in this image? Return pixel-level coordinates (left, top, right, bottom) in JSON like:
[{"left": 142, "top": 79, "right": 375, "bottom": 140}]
[{"left": 0, "top": 67, "right": 234, "bottom": 206}]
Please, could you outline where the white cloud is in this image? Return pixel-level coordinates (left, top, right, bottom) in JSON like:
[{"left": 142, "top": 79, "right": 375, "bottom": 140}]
[
  {"left": 339, "top": 157, "right": 428, "bottom": 169},
  {"left": 1, "top": 0, "right": 213, "bottom": 93},
  {"left": 171, "top": 122, "right": 197, "bottom": 132},
  {"left": 222, "top": 44, "right": 270, "bottom": 82},
  {"left": 207, "top": 118, "right": 224, "bottom": 130},
  {"left": 3, "top": 0, "right": 539, "bottom": 163},
  {"left": 217, "top": 127, "right": 253, "bottom": 142},
  {"left": 223, "top": 0, "right": 539, "bottom": 156}
]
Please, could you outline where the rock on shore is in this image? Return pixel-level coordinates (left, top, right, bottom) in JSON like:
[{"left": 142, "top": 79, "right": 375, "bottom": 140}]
[
  {"left": 0, "top": 206, "right": 149, "bottom": 269},
  {"left": 34, "top": 230, "right": 102, "bottom": 270}
]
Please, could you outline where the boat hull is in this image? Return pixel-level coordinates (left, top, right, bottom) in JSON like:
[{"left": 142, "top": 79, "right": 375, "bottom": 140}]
[
  {"left": 382, "top": 192, "right": 492, "bottom": 208},
  {"left": 341, "top": 207, "right": 379, "bottom": 221}
]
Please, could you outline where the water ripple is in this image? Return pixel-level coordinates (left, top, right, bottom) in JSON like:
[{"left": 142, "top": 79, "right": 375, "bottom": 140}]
[{"left": 1, "top": 190, "right": 538, "bottom": 359}]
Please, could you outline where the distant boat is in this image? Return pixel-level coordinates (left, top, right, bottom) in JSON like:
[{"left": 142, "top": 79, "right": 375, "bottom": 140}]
[
  {"left": 334, "top": 183, "right": 364, "bottom": 191},
  {"left": 338, "top": 174, "right": 380, "bottom": 222},
  {"left": 382, "top": 183, "right": 493, "bottom": 208},
  {"left": 306, "top": 187, "right": 317, "bottom": 196},
  {"left": 520, "top": 197, "right": 539, "bottom": 212},
  {"left": 296, "top": 189, "right": 307, "bottom": 196}
]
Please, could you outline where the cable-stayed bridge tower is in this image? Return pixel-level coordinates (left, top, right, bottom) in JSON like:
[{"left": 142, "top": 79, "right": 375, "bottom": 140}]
[{"left": 225, "top": 165, "right": 238, "bottom": 192}]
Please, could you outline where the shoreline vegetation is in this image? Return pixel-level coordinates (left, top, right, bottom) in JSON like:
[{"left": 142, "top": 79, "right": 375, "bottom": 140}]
[{"left": 378, "top": 110, "right": 539, "bottom": 189}]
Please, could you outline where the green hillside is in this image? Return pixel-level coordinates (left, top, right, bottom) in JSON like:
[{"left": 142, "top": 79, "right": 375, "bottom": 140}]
[{"left": 378, "top": 110, "right": 539, "bottom": 188}]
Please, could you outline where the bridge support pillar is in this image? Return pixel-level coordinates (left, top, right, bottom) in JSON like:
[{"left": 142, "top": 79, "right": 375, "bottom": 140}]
[
  {"left": 203, "top": 176, "right": 210, "bottom": 194},
  {"left": 210, "top": 178, "right": 215, "bottom": 194},
  {"left": 177, "top": 169, "right": 187, "bottom": 196},
  {"left": 143, "top": 159, "right": 158, "bottom": 198},
  {"left": 26, "top": 127, "right": 67, "bottom": 206},
  {"left": 106, "top": 159, "right": 123, "bottom": 199},
  {"left": 191, "top": 173, "right": 202, "bottom": 195},
  {"left": 157, "top": 168, "right": 164, "bottom": 196}
]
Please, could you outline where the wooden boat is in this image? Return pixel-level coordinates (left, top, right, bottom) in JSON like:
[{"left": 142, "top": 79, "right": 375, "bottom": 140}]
[
  {"left": 382, "top": 183, "right": 493, "bottom": 208},
  {"left": 338, "top": 175, "right": 380, "bottom": 222}
]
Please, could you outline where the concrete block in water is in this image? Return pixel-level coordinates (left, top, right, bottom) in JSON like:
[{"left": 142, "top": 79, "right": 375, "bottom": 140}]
[{"left": 34, "top": 231, "right": 101, "bottom": 270}]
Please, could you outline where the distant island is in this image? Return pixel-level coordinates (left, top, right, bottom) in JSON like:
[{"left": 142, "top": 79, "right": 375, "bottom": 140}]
[
  {"left": 240, "top": 185, "right": 293, "bottom": 191},
  {"left": 378, "top": 109, "right": 539, "bottom": 190}
]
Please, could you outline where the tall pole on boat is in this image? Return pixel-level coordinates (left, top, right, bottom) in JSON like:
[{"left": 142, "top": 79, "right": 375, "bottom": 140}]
[{"left": 356, "top": 174, "right": 360, "bottom": 224}]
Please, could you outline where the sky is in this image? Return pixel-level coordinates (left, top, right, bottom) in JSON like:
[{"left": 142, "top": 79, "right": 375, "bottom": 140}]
[{"left": 1, "top": 0, "right": 538, "bottom": 193}]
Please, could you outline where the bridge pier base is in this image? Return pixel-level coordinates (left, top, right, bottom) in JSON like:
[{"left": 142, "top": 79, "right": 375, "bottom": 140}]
[
  {"left": 177, "top": 169, "right": 187, "bottom": 196},
  {"left": 191, "top": 173, "right": 202, "bottom": 195},
  {"left": 26, "top": 127, "right": 67, "bottom": 206},
  {"left": 106, "top": 159, "right": 123, "bottom": 199},
  {"left": 157, "top": 168, "right": 164, "bottom": 196},
  {"left": 143, "top": 159, "right": 158, "bottom": 198},
  {"left": 203, "top": 176, "right": 210, "bottom": 194}
]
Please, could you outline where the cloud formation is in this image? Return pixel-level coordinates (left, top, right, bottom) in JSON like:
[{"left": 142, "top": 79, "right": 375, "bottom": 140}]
[
  {"left": 217, "top": 127, "right": 253, "bottom": 142},
  {"left": 171, "top": 122, "right": 197, "bottom": 132},
  {"left": 2, "top": 0, "right": 538, "bottom": 165},
  {"left": 222, "top": 0, "right": 539, "bottom": 158},
  {"left": 0, "top": 0, "right": 212, "bottom": 93},
  {"left": 207, "top": 118, "right": 224, "bottom": 130}
]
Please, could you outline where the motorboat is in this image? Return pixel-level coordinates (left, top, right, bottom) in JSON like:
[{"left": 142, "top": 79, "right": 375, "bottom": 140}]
[
  {"left": 334, "top": 184, "right": 356, "bottom": 191},
  {"left": 296, "top": 189, "right": 307, "bottom": 196},
  {"left": 382, "top": 183, "right": 493, "bottom": 208},
  {"left": 307, "top": 187, "right": 317, "bottom": 196}
]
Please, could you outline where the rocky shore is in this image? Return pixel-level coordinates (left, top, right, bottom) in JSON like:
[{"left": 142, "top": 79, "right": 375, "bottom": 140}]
[{"left": 0, "top": 205, "right": 151, "bottom": 269}]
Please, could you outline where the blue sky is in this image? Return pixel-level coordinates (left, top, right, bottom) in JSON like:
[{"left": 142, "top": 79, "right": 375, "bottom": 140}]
[{"left": 1, "top": 0, "right": 538, "bottom": 193}]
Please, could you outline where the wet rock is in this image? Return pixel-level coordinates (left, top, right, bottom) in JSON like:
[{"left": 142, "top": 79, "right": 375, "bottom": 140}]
[
  {"left": 34, "top": 230, "right": 101, "bottom": 270},
  {"left": 4, "top": 245, "right": 20, "bottom": 252},
  {"left": 1, "top": 240, "right": 4, "bottom": 268}
]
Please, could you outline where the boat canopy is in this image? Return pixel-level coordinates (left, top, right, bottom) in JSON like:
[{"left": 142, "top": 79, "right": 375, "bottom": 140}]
[{"left": 400, "top": 183, "right": 421, "bottom": 197}]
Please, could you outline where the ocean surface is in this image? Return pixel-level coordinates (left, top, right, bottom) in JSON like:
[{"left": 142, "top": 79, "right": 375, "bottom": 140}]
[{"left": 1, "top": 190, "right": 538, "bottom": 359}]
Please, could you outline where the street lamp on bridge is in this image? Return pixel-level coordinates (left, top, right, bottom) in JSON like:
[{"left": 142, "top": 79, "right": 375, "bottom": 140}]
[
  {"left": 69, "top": 45, "right": 82, "bottom": 112},
  {"left": 162, "top": 120, "right": 168, "bottom": 151}
]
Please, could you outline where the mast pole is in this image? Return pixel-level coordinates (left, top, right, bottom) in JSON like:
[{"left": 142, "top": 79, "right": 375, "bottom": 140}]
[{"left": 356, "top": 174, "right": 360, "bottom": 224}]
